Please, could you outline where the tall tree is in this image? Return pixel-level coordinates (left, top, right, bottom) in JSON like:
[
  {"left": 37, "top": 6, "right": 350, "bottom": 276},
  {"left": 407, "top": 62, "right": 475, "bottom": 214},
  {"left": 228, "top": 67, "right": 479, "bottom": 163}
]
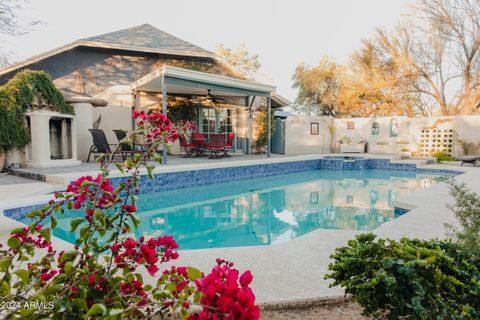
[
  {"left": 291, "top": 53, "right": 416, "bottom": 117},
  {"left": 337, "top": 43, "right": 417, "bottom": 117},
  {"left": 369, "top": 0, "right": 480, "bottom": 115},
  {"left": 292, "top": 56, "right": 341, "bottom": 116},
  {"left": 215, "top": 43, "right": 261, "bottom": 77},
  {"left": 0, "top": 0, "right": 40, "bottom": 67}
]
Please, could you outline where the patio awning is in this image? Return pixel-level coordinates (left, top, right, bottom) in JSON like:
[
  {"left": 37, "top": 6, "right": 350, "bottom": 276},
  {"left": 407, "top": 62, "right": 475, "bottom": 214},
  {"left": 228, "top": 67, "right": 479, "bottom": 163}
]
[
  {"left": 132, "top": 66, "right": 276, "bottom": 98},
  {"left": 132, "top": 66, "right": 277, "bottom": 163}
]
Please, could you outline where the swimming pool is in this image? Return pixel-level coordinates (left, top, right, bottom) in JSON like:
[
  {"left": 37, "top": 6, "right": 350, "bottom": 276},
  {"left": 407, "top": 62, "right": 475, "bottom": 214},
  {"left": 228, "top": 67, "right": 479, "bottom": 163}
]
[{"left": 19, "top": 168, "right": 452, "bottom": 250}]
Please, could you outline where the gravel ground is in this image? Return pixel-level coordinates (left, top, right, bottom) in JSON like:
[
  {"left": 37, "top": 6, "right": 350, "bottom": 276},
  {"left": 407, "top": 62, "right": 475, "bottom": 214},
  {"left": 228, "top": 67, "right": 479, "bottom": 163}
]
[{"left": 260, "top": 301, "right": 368, "bottom": 320}]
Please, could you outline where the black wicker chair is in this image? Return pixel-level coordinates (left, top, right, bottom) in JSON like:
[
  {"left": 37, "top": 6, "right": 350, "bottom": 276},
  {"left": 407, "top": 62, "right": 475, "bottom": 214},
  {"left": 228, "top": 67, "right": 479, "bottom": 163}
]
[
  {"left": 87, "top": 129, "right": 134, "bottom": 163},
  {"left": 113, "top": 129, "right": 133, "bottom": 151}
]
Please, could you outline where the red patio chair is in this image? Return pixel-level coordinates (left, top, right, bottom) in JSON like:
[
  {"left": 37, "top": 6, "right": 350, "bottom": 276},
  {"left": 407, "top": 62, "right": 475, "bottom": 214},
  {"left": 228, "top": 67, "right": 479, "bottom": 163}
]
[
  {"left": 206, "top": 134, "right": 226, "bottom": 159},
  {"left": 179, "top": 134, "right": 196, "bottom": 157},
  {"left": 192, "top": 133, "right": 207, "bottom": 156},
  {"left": 223, "top": 133, "right": 235, "bottom": 157}
]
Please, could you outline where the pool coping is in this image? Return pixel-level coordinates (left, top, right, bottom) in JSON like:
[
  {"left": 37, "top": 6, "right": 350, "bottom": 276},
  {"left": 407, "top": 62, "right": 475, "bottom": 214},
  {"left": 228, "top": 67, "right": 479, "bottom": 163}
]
[
  {"left": 0, "top": 154, "right": 475, "bottom": 305},
  {"left": 0, "top": 153, "right": 452, "bottom": 214}
]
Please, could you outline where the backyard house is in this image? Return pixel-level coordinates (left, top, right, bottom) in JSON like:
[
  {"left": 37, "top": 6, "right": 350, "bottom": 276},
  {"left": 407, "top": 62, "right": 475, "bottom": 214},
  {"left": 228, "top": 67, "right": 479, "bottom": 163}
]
[{"left": 0, "top": 24, "right": 290, "bottom": 166}]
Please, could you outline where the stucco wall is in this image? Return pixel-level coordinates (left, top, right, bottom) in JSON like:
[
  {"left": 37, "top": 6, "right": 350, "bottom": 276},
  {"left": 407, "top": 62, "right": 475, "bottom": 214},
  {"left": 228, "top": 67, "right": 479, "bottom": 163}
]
[
  {"left": 74, "top": 101, "right": 132, "bottom": 162},
  {"left": 74, "top": 103, "right": 94, "bottom": 162},
  {"left": 284, "top": 116, "right": 333, "bottom": 155},
  {"left": 93, "top": 106, "right": 133, "bottom": 149},
  {"left": 333, "top": 116, "right": 480, "bottom": 156}
]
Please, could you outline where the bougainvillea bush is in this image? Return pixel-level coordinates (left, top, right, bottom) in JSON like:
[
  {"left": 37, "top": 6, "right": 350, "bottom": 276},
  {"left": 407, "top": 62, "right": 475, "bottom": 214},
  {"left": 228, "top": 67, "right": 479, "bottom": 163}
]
[
  {"left": 0, "top": 110, "right": 259, "bottom": 319},
  {"left": 326, "top": 233, "right": 480, "bottom": 320}
]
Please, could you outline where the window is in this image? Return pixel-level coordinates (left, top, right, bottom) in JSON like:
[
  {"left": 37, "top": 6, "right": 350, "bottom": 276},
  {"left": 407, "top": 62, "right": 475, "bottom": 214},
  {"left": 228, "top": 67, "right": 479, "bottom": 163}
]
[
  {"left": 347, "top": 121, "right": 355, "bottom": 130},
  {"left": 218, "top": 108, "right": 234, "bottom": 133},
  {"left": 202, "top": 108, "right": 216, "bottom": 134},
  {"left": 310, "top": 122, "right": 319, "bottom": 135}
]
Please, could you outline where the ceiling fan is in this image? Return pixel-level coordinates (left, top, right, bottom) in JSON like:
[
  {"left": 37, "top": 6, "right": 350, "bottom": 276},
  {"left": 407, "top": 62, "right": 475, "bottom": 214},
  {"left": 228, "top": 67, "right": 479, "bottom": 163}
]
[{"left": 191, "top": 89, "right": 227, "bottom": 105}]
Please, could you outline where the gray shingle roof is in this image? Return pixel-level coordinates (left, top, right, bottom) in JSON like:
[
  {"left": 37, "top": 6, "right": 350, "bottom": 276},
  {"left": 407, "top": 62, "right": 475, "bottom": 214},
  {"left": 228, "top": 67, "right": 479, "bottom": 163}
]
[{"left": 81, "top": 24, "right": 212, "bottom": 57}]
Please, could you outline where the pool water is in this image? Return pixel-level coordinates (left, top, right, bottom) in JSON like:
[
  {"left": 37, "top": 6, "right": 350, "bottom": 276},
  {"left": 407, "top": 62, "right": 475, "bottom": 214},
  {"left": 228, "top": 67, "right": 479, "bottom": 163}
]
[{"left": 26, "top": 169, "right": 451, "bottom": 250}]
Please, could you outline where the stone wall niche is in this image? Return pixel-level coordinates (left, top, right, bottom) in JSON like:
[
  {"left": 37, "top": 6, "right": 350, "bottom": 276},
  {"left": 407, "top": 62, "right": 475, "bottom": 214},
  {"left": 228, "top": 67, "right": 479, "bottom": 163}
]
[
  {"left": 24, "top": 110, "right": 81, "bottom": 168},
  {"left": 49, "top": 118, "right": 73, "bottom": 160}
]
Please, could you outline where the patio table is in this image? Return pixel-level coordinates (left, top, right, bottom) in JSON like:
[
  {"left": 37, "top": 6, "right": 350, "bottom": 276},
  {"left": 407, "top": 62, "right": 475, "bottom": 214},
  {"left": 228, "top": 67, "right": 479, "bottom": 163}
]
[{"left": 192, "top": 135, "right": 208, "bottom": 156}]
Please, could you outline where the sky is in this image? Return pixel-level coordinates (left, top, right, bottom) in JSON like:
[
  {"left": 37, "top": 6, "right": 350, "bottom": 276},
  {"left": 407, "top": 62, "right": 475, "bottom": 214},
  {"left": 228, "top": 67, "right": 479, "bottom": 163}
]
[{"left": 1, "top": 0, "right": 411, "bottom": 102}]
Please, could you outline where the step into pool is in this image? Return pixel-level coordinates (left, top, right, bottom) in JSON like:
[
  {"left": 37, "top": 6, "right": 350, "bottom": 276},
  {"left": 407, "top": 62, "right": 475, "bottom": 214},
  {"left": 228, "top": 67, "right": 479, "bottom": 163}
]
[{"left": 20, "top": 168, "right": 453, "bottom": 250}]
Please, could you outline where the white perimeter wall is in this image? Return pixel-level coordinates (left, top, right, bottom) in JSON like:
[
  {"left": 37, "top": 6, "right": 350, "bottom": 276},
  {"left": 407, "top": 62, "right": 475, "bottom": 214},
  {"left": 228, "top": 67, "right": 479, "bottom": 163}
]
[
  {"left": 333, "top": 116, "right": 480, "bottom": 155},
  {"left": 284, "top": 116, "right": 333, "bottom": 155}
]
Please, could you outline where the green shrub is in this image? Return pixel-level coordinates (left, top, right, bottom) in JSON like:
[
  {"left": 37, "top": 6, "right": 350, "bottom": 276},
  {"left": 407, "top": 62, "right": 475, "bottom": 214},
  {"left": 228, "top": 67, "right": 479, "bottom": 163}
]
[
  {"left": 433, "top": 151, "right": 456, "bottom": 162},
  {"left": 0, "top": 69, "right": 73, "bottom": 153},
  {"left": 253, "top": 109, "right": 275, "bottom": 152},
  {"left": 447, "top": 180, "right": 480, "bottom": 255},
  {"left": 325, "top": 233, "right": 480, "bottom": 319},
  {"left": 456, "top": 139, "right": 480, "bottom": 155}
]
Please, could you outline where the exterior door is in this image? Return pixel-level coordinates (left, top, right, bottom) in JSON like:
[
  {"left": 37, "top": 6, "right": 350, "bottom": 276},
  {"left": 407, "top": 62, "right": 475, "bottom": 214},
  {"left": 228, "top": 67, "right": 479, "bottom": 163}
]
[
  {"left": 200, "top": 107, "right": 234, "bottom": 137},
  {"left": 271, "top": 117, "right": 285, "bottom": 154},
  {"left": 201, "top": 108, "right": 216, "bottom": 138}
]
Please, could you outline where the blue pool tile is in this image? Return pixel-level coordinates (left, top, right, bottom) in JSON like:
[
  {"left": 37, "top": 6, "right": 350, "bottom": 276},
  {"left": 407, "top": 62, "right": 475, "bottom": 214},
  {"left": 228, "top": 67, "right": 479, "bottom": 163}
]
[{"left": 5, "top": 158, "right": 463, "bottom": 220}]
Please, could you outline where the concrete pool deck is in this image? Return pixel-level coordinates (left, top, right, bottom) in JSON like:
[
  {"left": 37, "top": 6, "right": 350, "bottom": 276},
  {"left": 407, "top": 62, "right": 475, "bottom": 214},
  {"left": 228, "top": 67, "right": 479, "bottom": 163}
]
[{"left": 0, "top": 154, "right": 476, "bottom": 304}]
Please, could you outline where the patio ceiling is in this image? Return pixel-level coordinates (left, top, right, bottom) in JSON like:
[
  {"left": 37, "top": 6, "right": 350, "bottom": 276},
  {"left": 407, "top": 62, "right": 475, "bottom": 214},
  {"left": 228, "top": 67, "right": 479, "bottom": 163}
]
[
  {"left": 131, "top": 66, "right": 276, "bottom": 98},
  {"left": 132, "top": 66, "right": 277, "bottom": 163}
]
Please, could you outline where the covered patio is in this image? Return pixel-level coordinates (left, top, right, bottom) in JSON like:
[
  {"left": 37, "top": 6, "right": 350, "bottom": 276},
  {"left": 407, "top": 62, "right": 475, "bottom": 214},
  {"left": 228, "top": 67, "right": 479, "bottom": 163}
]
[{"left": 131, "top": 66, "right": 283, "bottom": 164}]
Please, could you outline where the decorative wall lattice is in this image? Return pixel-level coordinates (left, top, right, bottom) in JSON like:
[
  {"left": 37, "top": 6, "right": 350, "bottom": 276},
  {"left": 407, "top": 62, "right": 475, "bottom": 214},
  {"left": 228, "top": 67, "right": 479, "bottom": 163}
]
[{"left": 419, "top": 125, "right": 454, "bottom": 157}]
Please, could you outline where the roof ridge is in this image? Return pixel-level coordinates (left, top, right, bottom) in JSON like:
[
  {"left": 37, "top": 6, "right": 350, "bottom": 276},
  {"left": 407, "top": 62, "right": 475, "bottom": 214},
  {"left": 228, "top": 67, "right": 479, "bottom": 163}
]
[
  {"left": 0, "top": 24, "right": 216, "bottom": 77},
  {"left": 81, "top": 23, "right": 212, "bottom": 55},
  {"left": 80, "top": 23, "right": 152, "bottom": 41}
]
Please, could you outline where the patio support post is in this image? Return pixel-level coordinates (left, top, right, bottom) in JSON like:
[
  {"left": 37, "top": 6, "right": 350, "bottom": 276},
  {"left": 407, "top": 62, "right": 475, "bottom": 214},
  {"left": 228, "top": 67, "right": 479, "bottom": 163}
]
[
  {"left": 133, "top": 91, "right": 140, "bottom": 131},
  {"left": 162, "top": 75, "right": 168, "bottom": 165},
  {"left": 267, "top": 95, "right": 271, "bottom": 158}
]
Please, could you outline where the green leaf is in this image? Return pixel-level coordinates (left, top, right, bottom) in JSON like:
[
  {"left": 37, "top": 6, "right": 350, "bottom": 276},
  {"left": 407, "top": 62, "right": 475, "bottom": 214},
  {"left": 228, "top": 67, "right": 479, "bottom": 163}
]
[
  {"left": 114, "top": 162, "right": 125, "bottom": 174},
  {"left": 50, "top": 216, "right": 58, "bottom": 229},
  {"left": 146, "top": 164, "right": 155, "bottom": 180},
  {"left": 133, "top": 152, "right": 142, "bottom": 162},
  {"left": 0, "top": 281, "right": 10, "bottom": 296},
  {"left": 0, "top": 257, "right": 11, "bottom": 272},
  {"left": 60, "top": 250, "right": 77, "bottom": 264},
  {"left": 44, "top": 284, "right": 62, "bottom": 294},
  {"left": 108, "top": 308, "right": 124, "bottom": 316},
  {"left": 27, "top": 210, "right": 41, "bottom": 219},
  {"left": 129, "top": 214, "right": 140, "bottom": 228},
  {"left": 14, "top": 269, "right": 29, "bottom": 284},
  {"left": 10, "top": 228, "right": 25, "bottom": 235},
  {"left": 70, "top": 218, "right": 84, "bottom": 231},
  {"left": 7, "top": 237, "right": 21, "bottom": 249},
  {"left": 38, "top": 229, "right": 51, "bottom": 242},
  {"left": 85, "top": 303, "right": 107, "bottom": 317},
  {"left": 73, "top": 298, "right": 88, "bottom": 311},
  {"left": 115, "top": 183, "right": 125, "bottom": 194},
  {"left": 63, "top": 261, "right": 74, "bottom": 274},
  {"left": 125, "top": 159, "right": 134, "bottom": 168},
  {"left": 187, "top": 267, "right": 202, "bottom": 281},
  {"left": 79, "top": 225, "right": 90, "bottom": 240},
  {"left": 166, "top": 283, "right": 177, "bottom": 293},
  {"left": 144, "top": 284, "right": 152, "bottom": 292}
]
